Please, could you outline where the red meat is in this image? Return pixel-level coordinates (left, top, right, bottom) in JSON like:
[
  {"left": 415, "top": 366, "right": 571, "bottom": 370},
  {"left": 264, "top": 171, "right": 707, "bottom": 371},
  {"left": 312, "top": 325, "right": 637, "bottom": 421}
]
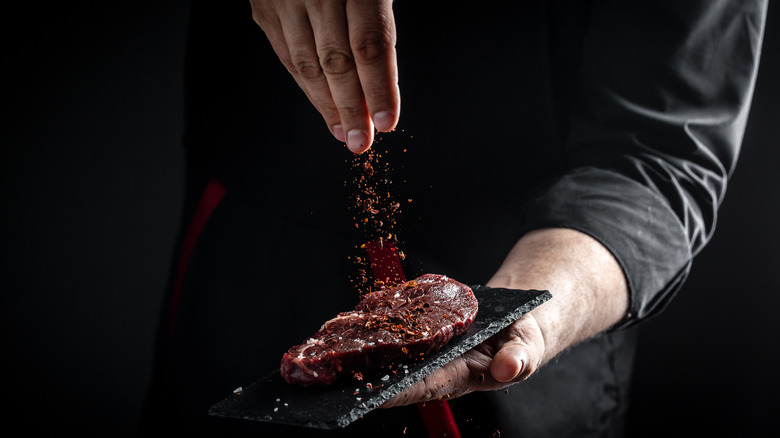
[{"left": 280, "top": 274, "right": 478, "bottom": 386}]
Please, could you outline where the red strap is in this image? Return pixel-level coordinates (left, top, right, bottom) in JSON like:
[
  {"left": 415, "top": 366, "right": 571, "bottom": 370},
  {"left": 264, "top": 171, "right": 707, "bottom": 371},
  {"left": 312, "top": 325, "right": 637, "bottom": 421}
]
[
  {"left": 169, "top": 177, "right": 227, "bottom": 335},
  {"left": 363, "top": 240, "right": 406, "bottom": 285},
  {"left": 364, "top": 240, "right": 462, "bottom": 438},
  {"left": 417, "top": 400, "right": 462, "bottom": 438}
]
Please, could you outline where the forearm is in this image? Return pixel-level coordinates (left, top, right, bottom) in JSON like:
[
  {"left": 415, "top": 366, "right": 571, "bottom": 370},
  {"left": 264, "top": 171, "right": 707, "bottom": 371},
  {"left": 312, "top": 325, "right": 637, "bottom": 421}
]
[{"left": 487, "top": 227, "right": 628, "bottom": 364}]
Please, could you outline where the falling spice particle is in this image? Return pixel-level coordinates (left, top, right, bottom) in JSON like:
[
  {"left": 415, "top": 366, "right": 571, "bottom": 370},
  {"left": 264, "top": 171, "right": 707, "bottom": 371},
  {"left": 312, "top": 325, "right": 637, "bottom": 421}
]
[{"left": 345, "top": 145, "right": 407, "bottom": 296}]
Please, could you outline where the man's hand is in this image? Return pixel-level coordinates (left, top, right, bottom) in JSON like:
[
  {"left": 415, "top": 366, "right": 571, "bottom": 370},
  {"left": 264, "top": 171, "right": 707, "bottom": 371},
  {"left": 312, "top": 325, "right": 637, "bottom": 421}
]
[
  {"left": 381, "top": 312, "right": 546, "bottom": 408},
  {"left": 250, "top": 0, "right": 400, "bottom": 153},
  {"left": 383, "top": 228, "right": 630, "bottom": 407}
]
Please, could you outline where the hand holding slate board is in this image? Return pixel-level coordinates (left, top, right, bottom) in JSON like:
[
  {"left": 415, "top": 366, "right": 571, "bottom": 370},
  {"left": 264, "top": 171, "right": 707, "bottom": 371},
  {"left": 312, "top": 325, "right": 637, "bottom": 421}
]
[{"left": 209, "top": 286, "right": 551, "bottom": 430}]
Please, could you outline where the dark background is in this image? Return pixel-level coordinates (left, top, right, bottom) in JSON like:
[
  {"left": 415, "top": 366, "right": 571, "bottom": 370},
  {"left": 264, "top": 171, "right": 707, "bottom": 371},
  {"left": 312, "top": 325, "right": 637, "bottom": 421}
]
[{"left": 2, "top": 1, "right": 777, "bottom": 436}]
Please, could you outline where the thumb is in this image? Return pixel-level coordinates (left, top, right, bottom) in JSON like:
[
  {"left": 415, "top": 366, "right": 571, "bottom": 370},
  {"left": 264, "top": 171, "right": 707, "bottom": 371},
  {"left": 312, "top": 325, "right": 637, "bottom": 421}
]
[
  {"left": 489, "top": 341, "right": 531, "bottom": 383},
  {"left": 487, "top": 313, "right": 546, "bottom": 383}
]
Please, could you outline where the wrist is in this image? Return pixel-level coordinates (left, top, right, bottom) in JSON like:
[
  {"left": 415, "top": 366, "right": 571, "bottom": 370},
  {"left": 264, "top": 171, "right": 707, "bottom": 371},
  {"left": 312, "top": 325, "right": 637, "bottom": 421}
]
[{"left": 487, "top": 228, "right": 628, "bottom": 363}]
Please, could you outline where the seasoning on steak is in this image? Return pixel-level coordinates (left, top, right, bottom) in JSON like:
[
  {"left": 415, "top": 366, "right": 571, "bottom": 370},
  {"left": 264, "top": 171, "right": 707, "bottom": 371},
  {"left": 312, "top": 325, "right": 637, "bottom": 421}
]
[{"left": 280, "top": 274, "right": 479, "bottom": 386}]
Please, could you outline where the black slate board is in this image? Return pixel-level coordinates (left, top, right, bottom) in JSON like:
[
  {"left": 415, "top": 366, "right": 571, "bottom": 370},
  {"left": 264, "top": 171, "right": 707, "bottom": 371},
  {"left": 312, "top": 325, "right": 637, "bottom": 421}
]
[{"left": 208, "top": 286, "right": 551, "bottom": 430}]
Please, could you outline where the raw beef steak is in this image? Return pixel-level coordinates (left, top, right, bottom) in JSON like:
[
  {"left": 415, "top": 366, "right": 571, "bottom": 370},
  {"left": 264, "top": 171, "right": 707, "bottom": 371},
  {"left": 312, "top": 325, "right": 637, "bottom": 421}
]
[{"left": 280, "top": 274, "right": 479, "bottom": 386}]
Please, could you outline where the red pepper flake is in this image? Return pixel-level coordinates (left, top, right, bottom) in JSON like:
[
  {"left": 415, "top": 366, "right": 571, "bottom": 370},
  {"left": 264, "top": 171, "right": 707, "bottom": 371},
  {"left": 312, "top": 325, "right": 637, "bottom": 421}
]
[
  {"left": 347, "top": 145, "right": 409, "bottom": 296},
  {"left": 362, "top": 161, "right": 374, "bottom": 176}
]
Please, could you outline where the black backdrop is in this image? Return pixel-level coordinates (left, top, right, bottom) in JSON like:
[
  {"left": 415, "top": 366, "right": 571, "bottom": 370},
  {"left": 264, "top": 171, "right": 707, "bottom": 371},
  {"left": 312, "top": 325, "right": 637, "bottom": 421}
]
[{"left": 2, "top": 2, "right": 778, "bottom": 436}]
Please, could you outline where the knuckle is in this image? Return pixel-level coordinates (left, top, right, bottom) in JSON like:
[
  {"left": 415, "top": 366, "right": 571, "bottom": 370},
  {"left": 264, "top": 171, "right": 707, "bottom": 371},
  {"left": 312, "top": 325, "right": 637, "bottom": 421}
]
[
  {"left": 505, "top": 323, "right": 529, "bottom": 343},
  {"left": 319, "top": 103, "right": 340, "bottom": 120},
  {"left": 335, "top": 104, "right": 364, "bottom": 120},
  {"left": 319, "top": 48, "right": 355, "bottom": 75},
  {"left": 351, "top": 28, "right": 394, "bottom": 65},
  {"left": 249, "top": 5, "right": 265, "bottom": 26},
  {"left": 249, "top": 2, "right": 274, "bottom": 28},
  {"left": 250, "top": 10, "right": 265, "bottom": 27},
  {"left": 423, "top": 389, "right": 438, "bottom": 402},
  {"left": 362, "top": 86, "right": 389, "bottom": 106},
  {"left": 421, "top": 378, "right": 439, "bottom": 401},
  {"left": 290, "top": 51, "right": 323, "bottom": 80},
  {"left": 420, "top": 370, "right": 457, "bottom": 402}
]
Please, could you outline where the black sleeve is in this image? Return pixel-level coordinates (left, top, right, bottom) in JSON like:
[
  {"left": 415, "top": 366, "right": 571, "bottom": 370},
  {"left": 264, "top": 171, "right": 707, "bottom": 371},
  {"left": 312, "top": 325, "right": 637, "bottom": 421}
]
[{"left": 520, "top": 0, "right": 768, "bottom": 329}]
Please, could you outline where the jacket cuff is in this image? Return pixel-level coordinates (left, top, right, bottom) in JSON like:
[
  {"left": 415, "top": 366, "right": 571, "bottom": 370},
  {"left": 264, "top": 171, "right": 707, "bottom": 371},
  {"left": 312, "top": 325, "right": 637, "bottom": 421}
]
[{"left": 519, "top": 166, "right": 692, "bottom": 330}]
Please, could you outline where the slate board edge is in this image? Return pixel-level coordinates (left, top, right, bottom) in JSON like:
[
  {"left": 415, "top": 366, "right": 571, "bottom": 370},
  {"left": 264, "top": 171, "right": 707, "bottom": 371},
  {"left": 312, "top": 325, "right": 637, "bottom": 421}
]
[{"left": 209, "top": 288, "right": 552, "bottom": 430}]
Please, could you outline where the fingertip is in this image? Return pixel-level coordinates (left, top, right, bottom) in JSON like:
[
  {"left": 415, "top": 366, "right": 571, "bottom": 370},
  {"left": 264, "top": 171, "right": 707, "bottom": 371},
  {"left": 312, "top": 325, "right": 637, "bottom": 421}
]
[
  {"left": 346, "top": 128, "right": 373, "bottom": 154},
  {"left": 333, "top": 124, "right": 345, "bottom": 142},
  {"left": 490, "top": 347, "right": 526, "bottom": 383},
  {"left": 372, "top": 111, "right": 396, "bottom": 132}
]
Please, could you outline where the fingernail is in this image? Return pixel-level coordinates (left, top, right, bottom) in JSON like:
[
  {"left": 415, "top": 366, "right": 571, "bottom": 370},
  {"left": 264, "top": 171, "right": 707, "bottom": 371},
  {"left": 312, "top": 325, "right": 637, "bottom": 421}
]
[
  {"left": 347, "top": 129, "right": 369, "bottom": 153},
  {"left": 373, "top": 111, "right": 395, "bottom": 132},
  {"left": 333, "top": 124, "right": 345, "bottom": 142}
]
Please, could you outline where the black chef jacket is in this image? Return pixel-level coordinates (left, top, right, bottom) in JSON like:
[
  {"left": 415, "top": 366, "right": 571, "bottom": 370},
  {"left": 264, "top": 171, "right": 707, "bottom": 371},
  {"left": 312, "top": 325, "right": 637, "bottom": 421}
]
[{"left": 139, "top": 1, "right": 767, "bottom": 437}]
